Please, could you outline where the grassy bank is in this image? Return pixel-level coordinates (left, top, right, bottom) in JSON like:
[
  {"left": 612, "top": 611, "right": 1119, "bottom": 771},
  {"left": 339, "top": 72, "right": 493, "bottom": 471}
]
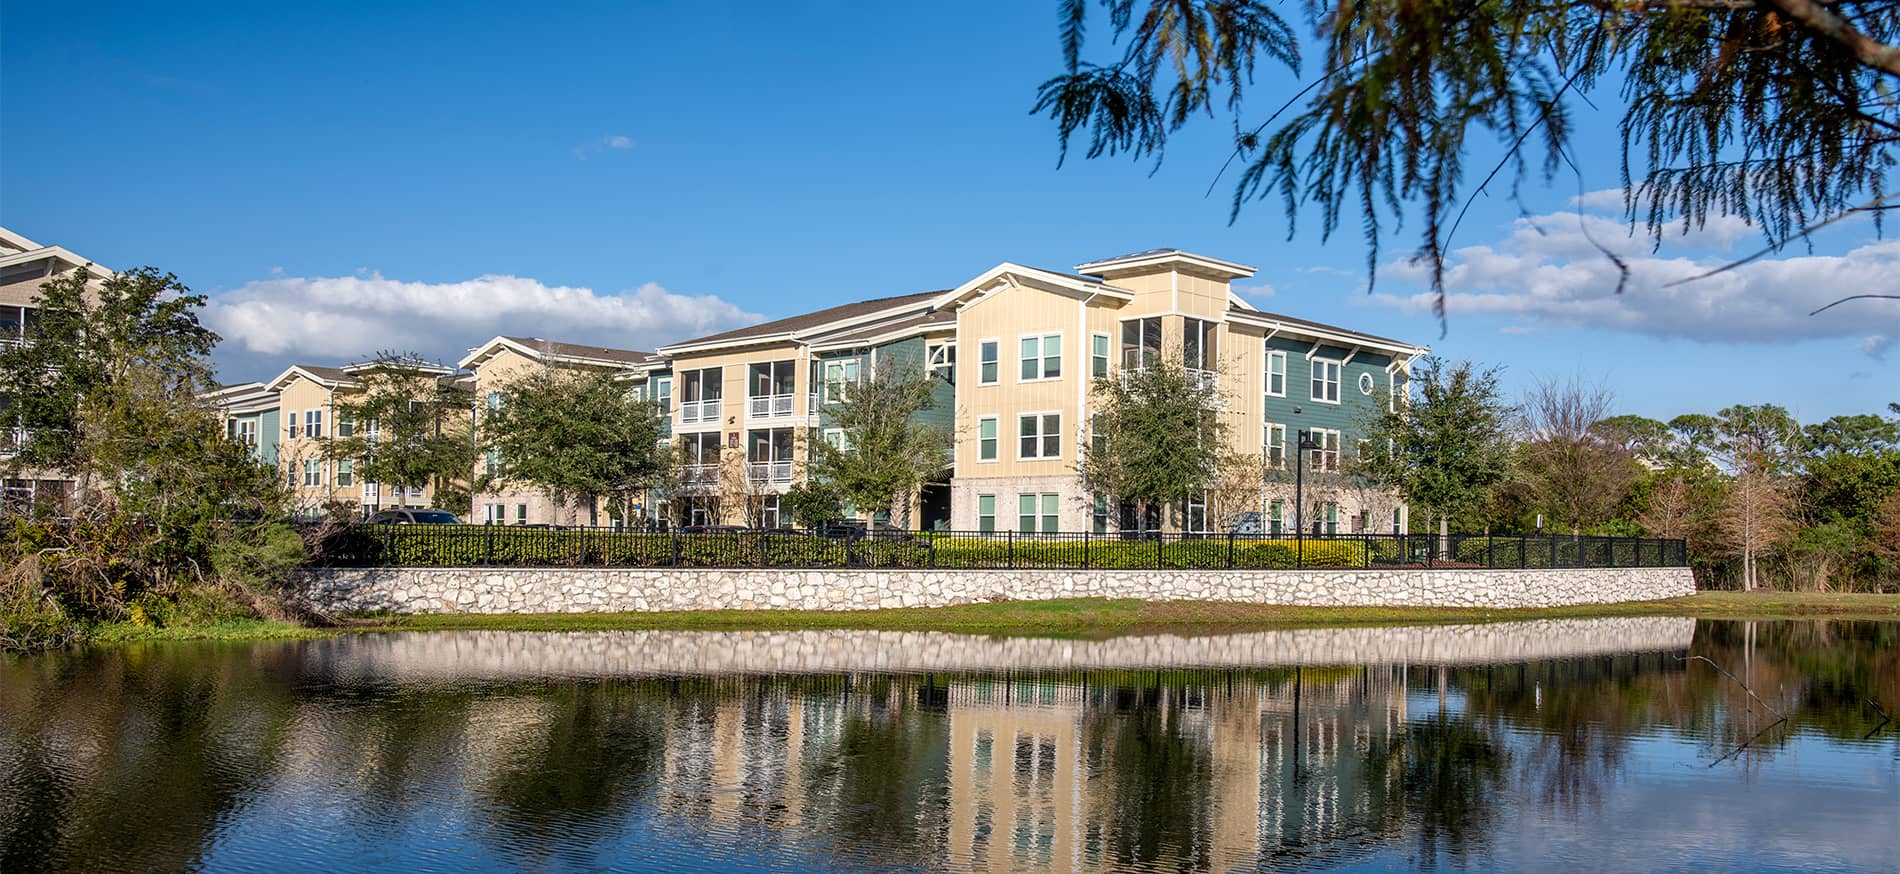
[
  {"left": 18, "top": 592, "right": 1897, "bottom": 652},
  {"left": 349, "top": 591, "right": 1900, "bottom": 638}
]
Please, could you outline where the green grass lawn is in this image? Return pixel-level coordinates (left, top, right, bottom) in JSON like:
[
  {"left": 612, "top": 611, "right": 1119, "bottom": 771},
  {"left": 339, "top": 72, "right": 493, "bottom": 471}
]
[
  {"left": 346, "top": 591, "right": 1900, "bottom": 639},
  {"left": 56, "top": 592, "right": 1900, "bottom": 650}
]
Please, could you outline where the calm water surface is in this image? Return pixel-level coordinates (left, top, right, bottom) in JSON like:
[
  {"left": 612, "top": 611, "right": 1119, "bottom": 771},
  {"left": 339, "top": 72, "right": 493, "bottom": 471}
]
[{"left": 1, "top": 618, "right": 1895, "bottom": 872}]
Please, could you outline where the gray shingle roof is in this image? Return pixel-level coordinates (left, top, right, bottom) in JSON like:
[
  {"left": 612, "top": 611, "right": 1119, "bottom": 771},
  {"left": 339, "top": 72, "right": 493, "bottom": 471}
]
[
  {"left": 501, "top": 336, "right": 653, "bottom": 365},
  {"left": 667, "top": 290, "right": 946, "bottom": 348},
  {"left": 1229, "top": 304, "right": 1416, "bottom": 349}
]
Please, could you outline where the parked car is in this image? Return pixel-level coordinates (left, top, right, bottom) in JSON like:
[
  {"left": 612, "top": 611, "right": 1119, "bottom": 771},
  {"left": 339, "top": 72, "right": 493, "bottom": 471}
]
[
  {"left": 365, "top": 509, "right": 462, "bottom": 525},
  {"left": 1228, "top": 512, "right": 1263, "bottom": 536},
  {"left": 679, "top": 524, "right": 750, "bottom": 534}
]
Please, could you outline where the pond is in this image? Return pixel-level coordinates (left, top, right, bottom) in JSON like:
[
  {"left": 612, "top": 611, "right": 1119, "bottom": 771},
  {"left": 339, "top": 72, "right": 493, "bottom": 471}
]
[{"left": 1, "top": 619, "right": 1895, "bottom": 872}]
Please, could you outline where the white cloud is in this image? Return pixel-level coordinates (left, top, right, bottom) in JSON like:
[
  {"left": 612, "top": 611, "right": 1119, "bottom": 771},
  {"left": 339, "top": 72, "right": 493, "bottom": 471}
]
[
  {"left": 1373, "top": 199, "right": 1900, "bottom": 351},
  {"left": 206, "top": 272, "right": 760, "bottom": 373},
  {"left": 1864, "top": 335, "right": 1893, "bottom": 361},
  {"left": 574, "top": 134, "right": 636, "bottom": 160},
  {"left": 1234, "top": 281, "right": 1276, "bottom": 299}
]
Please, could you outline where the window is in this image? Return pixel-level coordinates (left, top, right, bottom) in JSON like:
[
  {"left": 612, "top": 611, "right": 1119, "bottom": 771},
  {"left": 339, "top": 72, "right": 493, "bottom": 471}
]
[
  {"left": 485, "top": 503, "right": 504, "bottom": 524},
  {"left": 1311, "top": 359, "right": 1340, "bottom": 403},
  {"left": 304, "top": 409, "right": 323, "bottom": 439},
  {"left": 1018, "top": 413, "right": 1061, "bottom": 460},
  {"left": 1309, "top": 428, "right": 1341, "bottom": 471},
  {"left": 286, "top": 465, "right": 297, "bottom": 487},
  {"left": 1392, "top": 507, "right": 1403, "bottom": 534},
  {"left": 1088, "top": 414, "right": 1105, "bottom": 459},
  {"left": 287, "top": 410, "right": 300, "bottom": 439},
  {"left": 1317, "top": 502, "right": 1339, "bottom": 535},
  {"left": 302, "top": 459, "right": 322, "bottom": 487},
  {"left": 761, "top": 495, "right": 783, "bottom": 529},
  {"left": 516, "top": 504, "right": 528, "bottom": 524},
  {"left": 823, "top": 427, "right": 853, "bottom": 451},
  {"left": 823, "top": 359, "right": 861, "bottom": 403},
  {"left": 656, "top": 376, "right": 673, "bottom": 409},
  {"left": 977, "top": 494, "right": 996, "bottom": 533},
  {"left": 978, "top": 340, "right": 999, "bottom": 384},
  {"left": 1090, "top": 333, "right": 1110, "bottom": 378},
  {"left": 1265, "top": 348, "right": 1286, "bottom": 397},
  {"left": 680, "top": 367, "right": 724, "bottom": 422},
  {"left": 1091, "top": 494, "right": 1109, "bottom": 534},
  {"left": 977, "top": 416, "right": 998, "bottom": 462},
  {"left": 1358, "top": 372, "right": 1376, "bottom": 395},
  {"left": 335, "top": 459, "right": 354, "bottom": 487},
  {"left": 1186, "top": 493, "right": 1209, "bottom": 533},
  {"left": 1268, "top": 499, "right": 1285, "bottom": 536},
  {"left": 485, "top": 391, "right": 502, "bottom": 410},
  {"left": 928, "top": 342, "right": 956, "bottom": 383},
  {"left": 1183, "top": 318, "right": 1216, "bottom": 371},
  {"left": 337, "top": 415, "right": 354, "bottom": 438},
  {"left": 1120, "top": 317, "right": 1161, "bottom": 370},
  {"left": 233, "top": 419, "right": 258, "bottom": 448},
  {"left": 1357, "top": 508, "right": 1371, "bottom": 533},
  {"left": 1019, "top": 333, "right": 1061, "bottom": 381},
  {"left": 1265, "top": 423, "right": 1286, "bottom": 469},
  {"left": 749, "top": 360, "right": 796, "bottom": 415},
  {"left": 1018, "top": 493, "right": 1059, "bottom": 532},
  {"left": 483, "top": 449, "right": 501, "bottom": 477}
]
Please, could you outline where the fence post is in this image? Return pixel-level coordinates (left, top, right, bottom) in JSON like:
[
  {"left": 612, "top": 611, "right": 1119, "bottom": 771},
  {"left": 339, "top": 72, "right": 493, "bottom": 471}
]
[
  {"left": 670, "top": 530, "right": 681, "bottom": 567},
  {"left": 483, "top": 524, "right": 494, "bottom": 565},
  {"left": 928, "top": 532, "right": 936, "bottom": 568},
  {"left": 758, "top": 531, "right": 766, "bottom": 568},
  {"left": 577, "top": 527, "right": 587, "bottom": 566},
  {"left": 1486, "top": 532, "right": 1494, "bottom": 569},
  {"left": 1083, "top": 530, "right": 1090, "bottom": 569},
  {"left": 1227, "top": 532, "right": 1235, "bottom": 569},
  {"left": 1549, "top": 536, "right": 1557, "bottom": 569},
  {"left": 846, "top": 531, "right": 857, "bottom": 567},
  {"left": 1006, "top": 530, "right": 1014, "bottom": 570},
  {"left": 1519, "top": 536, "right": 1527, "bottom": 570}
]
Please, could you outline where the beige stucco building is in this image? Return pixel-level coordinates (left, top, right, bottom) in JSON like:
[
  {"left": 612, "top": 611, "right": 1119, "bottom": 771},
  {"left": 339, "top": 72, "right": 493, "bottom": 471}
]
[{"left": 0, "top": 226, "right": 113, "bottom": 512}]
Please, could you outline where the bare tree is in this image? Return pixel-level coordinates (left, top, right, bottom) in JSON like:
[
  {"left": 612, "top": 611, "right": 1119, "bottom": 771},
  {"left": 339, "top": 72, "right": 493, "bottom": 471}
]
[
  {"left": 1637, "top": 475, "right": 1700, "bottom": 541},
  {"left": 1518, "top": 378, "right": 1637, "bottom": 535},
  {"left": 1871, "top": 492, "right": 1900, "bottom": 566},
  {"left": 1718, "top": 461, "right": 1797, "bottom": 591}
]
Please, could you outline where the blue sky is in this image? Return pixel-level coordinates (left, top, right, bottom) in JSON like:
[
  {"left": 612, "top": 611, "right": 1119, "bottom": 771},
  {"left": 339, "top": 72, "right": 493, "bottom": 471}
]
[{"left": 3, "top": 1, "right": 1894, "bottom": 423}]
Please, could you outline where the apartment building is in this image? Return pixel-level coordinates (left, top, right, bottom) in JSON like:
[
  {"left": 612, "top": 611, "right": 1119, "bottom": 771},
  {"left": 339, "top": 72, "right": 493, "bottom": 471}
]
[
  {"left": 262, "top": 359, "right": 468, "bottom": 518},
  {"left": 207, "top": 246, "right": 1421, "bottom": 532},
  {"left": 639, "top": 248, "right": 1423, "bottom": 533},
  {"left": 0, "top": 226, "right": 112, "bottom": 512}
]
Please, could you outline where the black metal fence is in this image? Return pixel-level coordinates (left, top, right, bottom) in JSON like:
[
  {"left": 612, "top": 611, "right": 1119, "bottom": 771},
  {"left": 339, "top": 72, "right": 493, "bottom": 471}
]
[{"left": 313, "top": 525, "right": 1690, "bottom": 572}]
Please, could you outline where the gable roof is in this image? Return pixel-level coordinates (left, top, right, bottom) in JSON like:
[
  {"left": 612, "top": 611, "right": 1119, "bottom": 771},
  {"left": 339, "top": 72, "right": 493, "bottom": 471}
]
[
  {"left": 1075, "top": 248, "right": 1255, "bottom": 280},
  {"left": 265, "top": 364, "right": 354, "bottom": 392},
  {"left": 660, "top": 290, "right": 945, "bottom": 354},
  {"left": 458, "top": 335, "right": 655, "bottom": 370},
  {"left": 807, "top": 306, "right": 959, "bottom": 352},
  {"left": 929, "top": 262, "right": 1135, "bottom": 312}
]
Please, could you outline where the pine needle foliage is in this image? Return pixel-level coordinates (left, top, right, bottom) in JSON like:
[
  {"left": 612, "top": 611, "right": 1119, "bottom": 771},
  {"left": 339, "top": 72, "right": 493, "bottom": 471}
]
[{"left": 1037, "top": 1, "right": 1900, "bottom": 317}]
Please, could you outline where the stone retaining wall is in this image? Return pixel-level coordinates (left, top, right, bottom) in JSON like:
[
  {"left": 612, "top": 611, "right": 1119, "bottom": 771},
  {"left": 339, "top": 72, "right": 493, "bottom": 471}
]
[
  {"left": 307, "top": 618, "right": 1696, "bottom": 681},
  {"left": 297, "top": 565, "right": 1695, "bottom": 614}
]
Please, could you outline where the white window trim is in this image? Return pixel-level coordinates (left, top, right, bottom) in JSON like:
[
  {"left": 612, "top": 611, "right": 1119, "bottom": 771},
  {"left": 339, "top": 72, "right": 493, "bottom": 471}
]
[
  {"left": 1015, "top": 331, "right": 1064, "bottom": 383},
  {"left": 1309, "top": 427, "right": 1342, "bottom": 471},
  {"left": 1265, "top": 348, "right": 1287, "bottom": 398},
  {"left": 1264, "top": 423, "right": 1287, "bottom": 470},
  {"left": 1309, "top": 358, "right": 1342, "bottom": 405},
  {"left": 975, "top": 415, "right": 1000, "bottom": 463},
  {"left": 1089, "top": 331, "right": 1112, "bottom": 379},
  {"left": 1016, "top": 410, "right": 1063, "bottom": 461},
  {"left": 976, "top": 337, "right": 1001, "bottom": 386}
]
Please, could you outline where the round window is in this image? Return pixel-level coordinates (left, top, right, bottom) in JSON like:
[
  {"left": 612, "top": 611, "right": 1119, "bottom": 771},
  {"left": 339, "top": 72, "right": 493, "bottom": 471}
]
[{"left": 1358, "top": 372, "right": 1376, "bottom": 395}]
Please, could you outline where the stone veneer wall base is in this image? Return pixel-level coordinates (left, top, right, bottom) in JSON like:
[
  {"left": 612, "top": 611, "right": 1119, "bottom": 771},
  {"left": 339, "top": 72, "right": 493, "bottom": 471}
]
[{"left": 298, "top": 567, "right": 1696, "bottom": 614}]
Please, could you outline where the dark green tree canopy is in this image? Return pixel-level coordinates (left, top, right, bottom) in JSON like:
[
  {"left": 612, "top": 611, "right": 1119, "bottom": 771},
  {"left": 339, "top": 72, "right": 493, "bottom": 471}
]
[
  {"left": 480, "top": 368, "right": 671, "bottom": 520},
  {"left": 1038, "top": 1, "right": 1900, "bottom": 315},
  {"left": 1356, "top": 358, "right": 1515, "bottom": 526},
  {"left": 1080, "top": 357, "right": 1230, "bottom": 515},
  {"left": 808, "top": 363, "right": 951, "bottom": 524},
  {"left": 0, "top": 266, "right": 217, "bottom": 477}
]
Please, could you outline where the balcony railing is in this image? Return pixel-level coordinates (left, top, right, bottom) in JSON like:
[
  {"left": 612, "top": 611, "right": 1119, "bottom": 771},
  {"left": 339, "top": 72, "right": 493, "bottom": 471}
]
[
  {"left": 747, "top": 393, "right": 794, "bottom": 418},
  {"left": 1119, "top": 367, "right": 1221, "bottom": 394},
  {"left": 680, "top": 398, "right": 722, "bottom": 424},
  {"left": 0, "top": 427, "right": 28, "bottom": 455},
  {"left": 746, "top": 460, "right": 794, "bottom": 484},
  {"left": 681, "top": 463, "right": 720, "bottom": 486}
]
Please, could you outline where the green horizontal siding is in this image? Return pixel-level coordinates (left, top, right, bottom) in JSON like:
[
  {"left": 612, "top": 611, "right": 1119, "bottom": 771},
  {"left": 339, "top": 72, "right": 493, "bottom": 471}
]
[{"left": 1261, "top": 337, "right": 1394, "bottom": 451}]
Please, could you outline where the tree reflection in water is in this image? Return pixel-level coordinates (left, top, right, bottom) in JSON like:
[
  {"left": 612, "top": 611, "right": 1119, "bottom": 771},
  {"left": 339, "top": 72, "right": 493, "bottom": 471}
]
[{"left": 1, "top": 620, "right": 1896, "bottom": 872}]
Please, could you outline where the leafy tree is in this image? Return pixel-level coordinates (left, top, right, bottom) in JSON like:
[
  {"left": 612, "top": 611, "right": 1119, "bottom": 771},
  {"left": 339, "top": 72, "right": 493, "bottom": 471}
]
[
  {"left": 808, "top": 363, "right": 951, "bottom": 528},
  {"left": 1874, "top": 492, "right": 1900, "bottom": 567},
  {"left": 480, "top": 368, "right": 671, "bottom": 526},
  {"left": 1038, "top": 1, "right": 1900, "bottom": 316},
  {"left": 1357, "top": 358, "right": 1515, "bottom": 544},
  {"left": 327, "top": 354, "right": 476, "bottom": 515},
  {"left": 1080, "top": 357, "right": 1230, "bottom": 531},
  {"left": 1517, "top": 378, "right": 1637, "bottom": 535},
  {"left": 780, "top": 481, "right": 846, "bottom": 529},
  {"left": 0, "top": 266, "right": 217, "bottom": 499},
  {"left": 0, "top": 266, "right": 297, "bottom": 650}
]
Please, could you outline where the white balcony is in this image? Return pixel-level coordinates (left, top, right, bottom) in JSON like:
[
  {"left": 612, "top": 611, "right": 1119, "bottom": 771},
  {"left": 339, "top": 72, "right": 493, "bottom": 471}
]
[
  {"left": 680, "top": 398, "right": 723, "bottom": 424},
  {"left": 746, "top": 460, "right": 794, "bottom": 484},
  {"left": 747, "top": 393, "right": 794, "bottom": 418},
  {"left": 1118, "top": 367, "right": 1220, "bottom": 393},
  {"left": 679, "top": 462, "right": 721, "bottom": 491},
  {"left": 0, "top": 427, "right": 27, "bottom": 456}
]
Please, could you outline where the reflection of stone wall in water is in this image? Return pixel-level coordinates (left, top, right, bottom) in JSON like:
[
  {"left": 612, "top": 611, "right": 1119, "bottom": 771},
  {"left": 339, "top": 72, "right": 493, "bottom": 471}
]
[
  {"left": 307, "top": 618, "right": 1696, "bottom": 683},
  {"left": 298, "top": 566, "right": 1698, "bottom": 614}
]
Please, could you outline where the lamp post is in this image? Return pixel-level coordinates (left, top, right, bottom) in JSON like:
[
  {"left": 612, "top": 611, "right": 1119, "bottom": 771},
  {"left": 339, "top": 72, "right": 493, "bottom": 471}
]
[{"left": 1295, "top": 428, "right": 1321, "bottom": 561}]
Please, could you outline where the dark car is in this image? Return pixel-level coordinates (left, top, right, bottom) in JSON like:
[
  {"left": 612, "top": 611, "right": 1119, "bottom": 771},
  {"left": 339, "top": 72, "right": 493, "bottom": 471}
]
[
  {"left": 679, "top": 524, "right": 750, "bottom": 534},
  {"left": 365, "top": 509, "right": 462, "bottom": 525}
]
